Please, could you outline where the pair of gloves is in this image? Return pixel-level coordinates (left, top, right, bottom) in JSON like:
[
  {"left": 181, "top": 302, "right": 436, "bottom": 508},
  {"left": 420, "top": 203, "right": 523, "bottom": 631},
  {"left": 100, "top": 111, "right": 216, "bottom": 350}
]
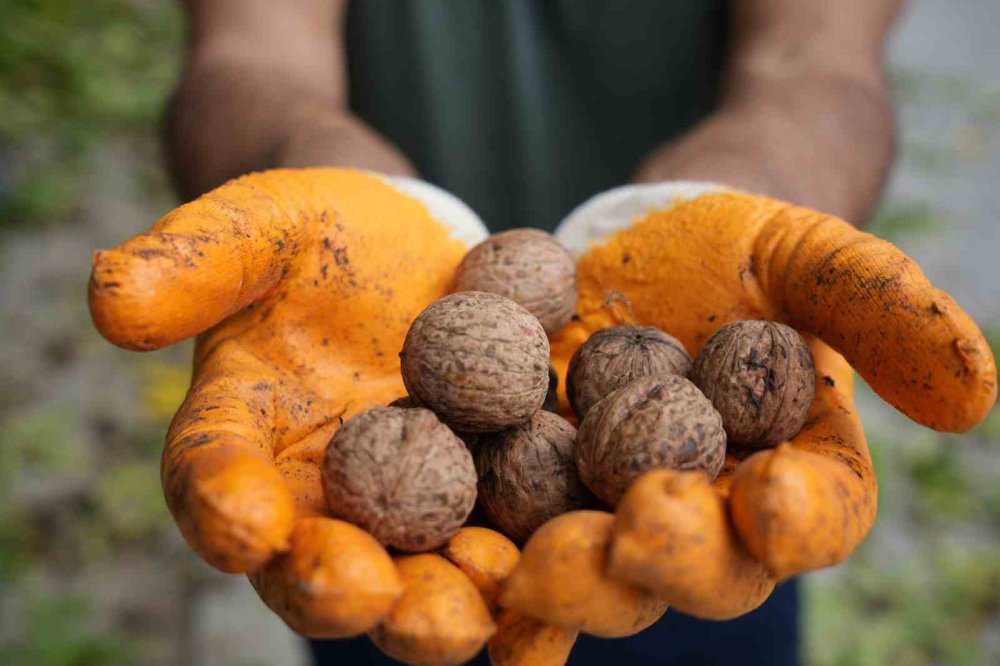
[{"left": 88, "top": 169, "right": 995, "bottom": 665}]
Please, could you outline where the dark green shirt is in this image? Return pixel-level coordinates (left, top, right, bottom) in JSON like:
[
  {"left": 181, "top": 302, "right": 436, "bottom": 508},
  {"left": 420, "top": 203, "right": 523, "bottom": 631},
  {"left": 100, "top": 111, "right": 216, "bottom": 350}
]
[{"left": 346, "top": 0, "right": 729, "bottom": 231}]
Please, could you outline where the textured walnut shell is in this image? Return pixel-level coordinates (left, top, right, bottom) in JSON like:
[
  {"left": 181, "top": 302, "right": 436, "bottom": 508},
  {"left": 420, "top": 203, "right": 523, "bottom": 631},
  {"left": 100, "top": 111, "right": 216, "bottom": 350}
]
[
  {"left": 455, "top": 229, "right": 577, "bottom": 334},
  {"left": 401, "top": 291, "right": 550, "bottom": 432},
  {"left": 567, "top": 325, "right": 692, "bottom": 418},
  {"left": 322, "top": 407, "right": 476, "bottom": 552},
  {"left": 388, "top": 395, "right": 423, "bottom": 409},
  {"left": 690, "top": 320, "right": 815, "bottom": 447},
  {"left": 575, "top": 375, "right": 726, "bottom": 505},
  {"left": 542, "top": 366, "right": 560, "bottom": 413},
  {"left": 475, "top": 411, "right": 593, "bottom": 542},
  {"left": 388, "top": 395, "right": 480, "bottom": 449}
]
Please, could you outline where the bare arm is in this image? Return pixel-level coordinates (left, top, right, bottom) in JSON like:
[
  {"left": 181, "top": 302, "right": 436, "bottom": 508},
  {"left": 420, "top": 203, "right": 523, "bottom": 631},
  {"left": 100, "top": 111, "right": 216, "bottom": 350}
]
[
  {"left": 634, "top": 0, "right": 903, "bottom": 223},
  {"left": 166, "top": 0, "right": 415, "bottom": 200}
]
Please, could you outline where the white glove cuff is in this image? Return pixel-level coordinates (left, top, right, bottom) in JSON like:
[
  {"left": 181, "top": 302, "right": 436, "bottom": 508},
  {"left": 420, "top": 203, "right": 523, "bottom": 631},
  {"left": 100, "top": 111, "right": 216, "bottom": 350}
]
[
  {"left": 555, "top": 181, "right": 729, "bottom": 255},
  {"left": 384, "top": 176, "right": 489, "bottom": 247}
]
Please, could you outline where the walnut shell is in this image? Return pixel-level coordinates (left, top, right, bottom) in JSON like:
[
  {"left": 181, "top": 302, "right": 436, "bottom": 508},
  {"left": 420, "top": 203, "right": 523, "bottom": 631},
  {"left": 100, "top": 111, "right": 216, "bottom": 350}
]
[
  {"left": 475, "top": 411, "right": 593, "bottom": 542},
  {"left": 401, "top": 291, "right": 550, "bottom": 432},
  {"left": 567, "top": 325, "right": 692, "bottom": 418},
  {"left": 388, "top": 395, "right": 422, "bottom": 409},
  {"left": 575, "top": 375, "right": 726, "bottom": 505},
  {"left": 388, "top": 395, "right": 480, "bottom": 448},
  {"left": 542, "top": 366, "right": 560, "bottom": 413},
  {"left": 322, "top": 407, "right": 476, "bottom": 552},
  {"left": 455, "top": 229, "right": 577, "bottom": 334},
  {"left": 690, "top": 320, "right": 815, "bottom": 447}
]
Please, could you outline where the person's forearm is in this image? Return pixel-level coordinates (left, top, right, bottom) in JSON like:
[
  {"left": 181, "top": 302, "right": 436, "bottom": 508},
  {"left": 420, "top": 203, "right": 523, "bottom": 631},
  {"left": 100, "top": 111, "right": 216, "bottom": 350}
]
[
  {"left": 635, "top": 0, "right": 901, "bottom": 225},
  {"left": 633, "top": 71, "right": 895, "bottom": 224},
  {"left": 166, "top": 59, "right": 416, "bottom": 200}
]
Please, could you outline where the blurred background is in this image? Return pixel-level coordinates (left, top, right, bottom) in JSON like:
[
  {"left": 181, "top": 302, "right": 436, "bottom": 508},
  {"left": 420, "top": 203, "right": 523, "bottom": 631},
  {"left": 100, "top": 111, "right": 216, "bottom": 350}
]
[{"left": 0, "top": 1, "right": 997, "bottom": 665}]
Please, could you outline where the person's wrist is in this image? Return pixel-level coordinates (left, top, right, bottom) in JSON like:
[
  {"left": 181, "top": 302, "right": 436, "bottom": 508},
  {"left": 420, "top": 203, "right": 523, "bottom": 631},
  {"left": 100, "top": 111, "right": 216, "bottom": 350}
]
[
  {"left": 630, "top": 107, "right": 789, "bottom": 199},
  {"left": 632, "top": 146, "right": 776, "bottom": 195},
  {"left": 277, "top": 110, "right": 417, "bottom": 177}
]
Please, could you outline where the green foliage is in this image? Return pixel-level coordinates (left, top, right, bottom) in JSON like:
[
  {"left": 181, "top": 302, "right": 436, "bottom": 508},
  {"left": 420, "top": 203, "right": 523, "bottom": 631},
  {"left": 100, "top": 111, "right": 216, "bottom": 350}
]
[
  {"left": 974, "top": 328, "right": 1000, "bottom": 439},
  {"left": 0, "top": 0, "right": 182, "bottom": 138},
  {"left": 806, "top": 544, "right": 998, "bottom": 666},
  {"left": 908, "top": 444, "right": 972, "bottom": 520},
  {"left": 0, "top": 409, "right": 77, "bottom": 582},
  {"left": 0, "top": 0, "right": 182, "bottom": 225},
  {"left": 890, "top": 67, "right": 1000, "bottom": 122},
  {"left": 0, "top": 595, "right": 132, "bottom": 666},
  {"left": 864, "top": 433, "right": 889, "bottom": 506},
  {"left": 139, "top": 357, "right": 191, "bottom": 426},
  {"left": 900, "top": 141, "right": 957, "bottom": 174},
  {"left": 812, "top": 319, "right": 1000, "bottom": 664},
  {"left": 938, "top": 545, "right": 1000, "bottom": 627},
  {"left": 869, "top": 202, "right": 943, "bottom": 241},
  {"left": 984, "top": 326, "right": 1000, "bottom": 362},
  {"left": 93, "top": 461, "right": 169, "bottom": 542},
  {"left": 0, "top": 406, "right": 82, "bottom": 487},
  {"left": 0, "top": 506, "right": 33, "bottom": 580},
  {"left": 0, "top": 154, "right": 86, "bottom": 222}
]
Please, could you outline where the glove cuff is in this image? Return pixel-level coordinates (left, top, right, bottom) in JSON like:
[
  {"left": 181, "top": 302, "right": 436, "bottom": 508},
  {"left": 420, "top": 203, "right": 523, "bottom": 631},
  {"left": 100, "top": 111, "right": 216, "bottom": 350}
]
[
  {"left": 555, "top": 181, "right": 729, "bottom": 255},
  {"left": 383, "top": 176, "right": 489, "bottom": 247}
]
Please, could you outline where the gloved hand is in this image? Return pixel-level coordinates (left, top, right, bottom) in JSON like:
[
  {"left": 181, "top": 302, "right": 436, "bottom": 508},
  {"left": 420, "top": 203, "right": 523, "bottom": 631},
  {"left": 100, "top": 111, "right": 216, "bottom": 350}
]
[
  {"left": 89, "top": 169, "right": 531, "bottom": 663},
  {"left": 90, "top": 171, "right": 996, "bottom": 663},
  {"left": 499, "top": 182, "right": 997, "bottom": 630}
]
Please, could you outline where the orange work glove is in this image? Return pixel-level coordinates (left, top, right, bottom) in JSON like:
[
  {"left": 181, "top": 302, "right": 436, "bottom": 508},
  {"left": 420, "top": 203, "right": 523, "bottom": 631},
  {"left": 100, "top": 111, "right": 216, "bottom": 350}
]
[
  {"left": 89, "top": 169, "right": 523, "bottom": 663},
  {"left": 90, "top": 170, "right": 996, "bottom": 660},
  {"left": 499, "top": 182, "right": 996, "bottom": 630}
]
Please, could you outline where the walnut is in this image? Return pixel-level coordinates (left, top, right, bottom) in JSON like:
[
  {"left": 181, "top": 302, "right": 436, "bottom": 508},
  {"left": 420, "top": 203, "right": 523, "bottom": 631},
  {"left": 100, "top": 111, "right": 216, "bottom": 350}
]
[
  {"left": 474, "top": 411, "right": 593, "bottom": 542},
  {"left": 401, "top": 291, "right": 550, "bottom": 432},
  {"left": 575, "top": 375, "right": 726, "bottom": 505},
  {"left": 567, "top": 325, "right": 692, "bottom": 418},
  {"left": 543, "top": 366, "right": 560, "bottom": 413},
  {"left": 455, "top": 229, "right": 577, "bottom": 334},
  {"left": 322, "top": 406, "right": 476, "bottom": 552},
  {"left": 690, "top": 320, "right": 815, "bottom": 448},
  {"left": 388, "top": 395, "right": 480, "bottom": 448},
  {"left": 388, "top": 396, "right": 422, "bottom": 409}
]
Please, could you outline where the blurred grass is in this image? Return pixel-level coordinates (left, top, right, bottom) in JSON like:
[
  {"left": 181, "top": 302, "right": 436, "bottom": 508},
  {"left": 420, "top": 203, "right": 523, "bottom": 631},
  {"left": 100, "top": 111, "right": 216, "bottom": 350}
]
[
  {"left": 807, "top": 541, "right": 1000, "bottom": 666},
  {"left": 804, "top": 67, "right": 1000, "bottom": 664},
  {"left": 93, "top": 461, "right": 171, "bottom": 543},
  {"left": 890, "top": 67, "right": 1000, "bottom": 122},
  {"left": 807, "top": 549, "right": 1000, "bottom": 666},
  {"left": 0, "top": 0, "right": 182, "bottom": 225},
  {"left": 805, "top": 313, "right": 1000, "bottom": 666},
  {"left": 868, "top": 203, "right": 944, "bottom": 242},
  {"left": 0, "top": 2, "right": 997, "bottom": 665},
  {"left": 139, "top": 359, "right": 191, "bottom": 423},
  {"left": 0, "top": 595, "right": 133, "bottom": 666},
  {"left": 0, "top": 3, "right": 187, "bottom": 663},
  {"left": 0, "top": 406, "right": 82, "bottom": 485}
]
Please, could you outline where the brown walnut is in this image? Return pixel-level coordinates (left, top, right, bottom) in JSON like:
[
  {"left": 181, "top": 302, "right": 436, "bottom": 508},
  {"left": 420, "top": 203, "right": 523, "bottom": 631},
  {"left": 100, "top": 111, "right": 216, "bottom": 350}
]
[
  {"left": 575, "top": 374, "right": 726, "bottom": 505},
  {"left": 401, "top": 291, "right": 550, "bottom": 432},
  {"left": 542, "top": 366, "right": 560, "bottom": 413},
  {"left": 455, "top": 229, "right": 577, "bottom": 334},
  {"left": 690, "top": 320, "right": 815, "bottom": 447},
  {"left": 388, "top": 395, "right": 480, "bottom": 448},
  {"left": 475, "top": 411, "right": 593, "bottom": 542},
  {"left": 322, "top": 406, "right": 477, "bottom": 552},
  {"left": 567, "top": 325, "right": 692, "bottom": 418},
  {"left": 388, "top": 395, "right": 422, "bottom": 409}
]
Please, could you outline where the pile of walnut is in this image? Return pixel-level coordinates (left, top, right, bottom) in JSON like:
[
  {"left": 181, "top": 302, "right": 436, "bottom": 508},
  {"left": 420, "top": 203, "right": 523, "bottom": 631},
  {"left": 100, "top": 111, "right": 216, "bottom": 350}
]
[{"left": 319, "top": 228, "right": 816, "bottom": 662}]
